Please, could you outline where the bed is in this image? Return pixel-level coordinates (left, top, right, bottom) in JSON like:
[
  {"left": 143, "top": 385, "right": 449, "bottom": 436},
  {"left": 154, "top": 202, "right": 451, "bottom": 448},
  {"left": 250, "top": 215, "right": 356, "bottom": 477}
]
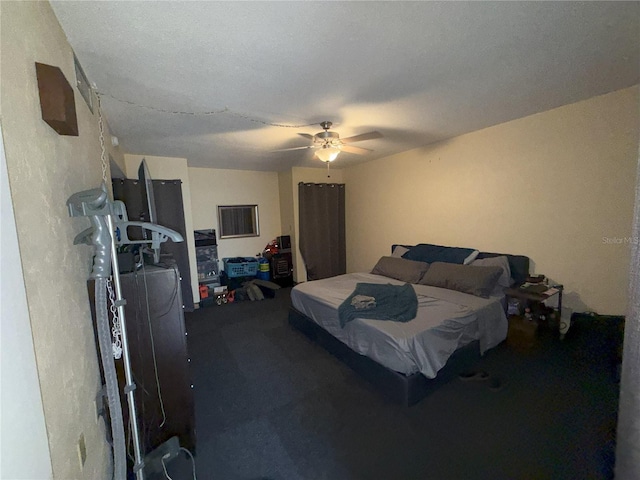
[{"left": 289, "top": 244, "right": 530, "bottom": 405}]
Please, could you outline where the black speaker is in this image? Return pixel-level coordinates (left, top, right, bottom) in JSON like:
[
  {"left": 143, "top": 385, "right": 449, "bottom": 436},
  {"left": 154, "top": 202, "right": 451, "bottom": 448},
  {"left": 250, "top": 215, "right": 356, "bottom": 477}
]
[{"left": 278, "top": 235, "right": 291, "bottom": 251}]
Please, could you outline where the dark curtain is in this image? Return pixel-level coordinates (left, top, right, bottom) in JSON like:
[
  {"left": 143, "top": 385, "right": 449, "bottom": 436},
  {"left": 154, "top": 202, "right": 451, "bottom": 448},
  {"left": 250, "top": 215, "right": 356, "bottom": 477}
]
[
  {"left": 112, "top": 179, "right": 194, "bottom": 312},
  {"left": 298, "top": 182, "right": 346, "bottom": 281}
]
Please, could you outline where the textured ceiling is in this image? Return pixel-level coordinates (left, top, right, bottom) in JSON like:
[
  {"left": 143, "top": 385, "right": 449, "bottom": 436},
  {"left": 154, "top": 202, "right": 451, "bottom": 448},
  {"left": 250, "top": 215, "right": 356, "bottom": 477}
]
[{"left": 51, "top": 1, "right": 639, "bottom": 172}]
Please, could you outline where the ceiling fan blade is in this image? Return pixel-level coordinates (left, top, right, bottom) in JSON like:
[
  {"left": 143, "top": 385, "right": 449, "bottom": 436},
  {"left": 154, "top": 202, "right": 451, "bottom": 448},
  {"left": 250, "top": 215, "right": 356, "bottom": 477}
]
[
  {"left": 341, "top": 131, "right": 382, "bottom": 144},
  {"left": 297, "top": 133, "right": 314, "bottom": 140},
  {"left": 273, "top": 145, "right": 316, "bottom": 152},
  {"left": 340, "top": 144, "right": 372, "bottom": 155}
]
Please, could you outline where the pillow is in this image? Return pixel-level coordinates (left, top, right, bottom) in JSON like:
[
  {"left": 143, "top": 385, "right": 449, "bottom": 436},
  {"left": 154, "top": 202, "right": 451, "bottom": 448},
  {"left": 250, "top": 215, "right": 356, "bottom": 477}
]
[
  {"left": 371, "top": 256, "right": 430, "bottom": 284},
  {"left": 391, "top": 245, "right": 410, "bottom": 258},
  {"left": 418, "top": 262, "right": 503, "bottom": 298},
  {"left": 471, "top": 255, "right": 512, "bottom": 289},
  {"left": 402, "top": 243, "right": 479, "bottom": 265},
  {"left": 476, "top": 252, "right": 530, "bottom": 286},
  {"left": 463, "top": 250, "right": 480, "bottom": 265}
]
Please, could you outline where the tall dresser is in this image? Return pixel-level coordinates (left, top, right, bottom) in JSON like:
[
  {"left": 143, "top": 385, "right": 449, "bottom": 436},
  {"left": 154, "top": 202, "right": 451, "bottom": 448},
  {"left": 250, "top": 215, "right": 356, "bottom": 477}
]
[{"left": 90, "top": 264, "right": 196, "bottom": 457}]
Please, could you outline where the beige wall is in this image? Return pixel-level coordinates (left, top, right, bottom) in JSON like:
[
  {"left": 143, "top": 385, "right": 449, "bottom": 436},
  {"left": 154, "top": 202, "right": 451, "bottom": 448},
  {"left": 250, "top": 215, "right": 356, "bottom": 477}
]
[
  {"left": 277, "top": 168, "right": 296, "bottom": 277},
  {"left": 288, "top": 166, "right": 345, "bottom": 282},
  {"left": 344, "top": 86, "right": 639, "bottom": 316},
  {"left": 278, "top": 169, "right": 294, "bottom": 239},
  {"left": 188, "top": 167, "right": 282, "bottom": 272},
  {"left": 1, "top": 126, "right": 53, "bottom": 479},
  {"left": 123, "top": 154, "right": 199, "bottom": 304},
  {"left": 0, "top": 1, "right": 112, "bottom": 478},
  {"left": 107, "top": 123, "right": 126, "bottom": 178}
]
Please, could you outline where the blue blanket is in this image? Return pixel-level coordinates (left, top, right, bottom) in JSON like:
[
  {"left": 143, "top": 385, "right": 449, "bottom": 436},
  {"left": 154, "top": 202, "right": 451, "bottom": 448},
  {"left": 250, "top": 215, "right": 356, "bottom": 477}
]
[{"left": 338, "top": 282, "right": 418, "bottom": 328}]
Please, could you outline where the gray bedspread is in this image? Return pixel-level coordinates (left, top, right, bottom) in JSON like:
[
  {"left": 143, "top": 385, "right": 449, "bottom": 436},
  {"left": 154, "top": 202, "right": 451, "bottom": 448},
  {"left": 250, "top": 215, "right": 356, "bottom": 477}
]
[
  {"left": 291, "top": 272, "right": 508, "bottom": 378},
  {"left": 338, "top": 282, "right": 418, "bottom": 327}
]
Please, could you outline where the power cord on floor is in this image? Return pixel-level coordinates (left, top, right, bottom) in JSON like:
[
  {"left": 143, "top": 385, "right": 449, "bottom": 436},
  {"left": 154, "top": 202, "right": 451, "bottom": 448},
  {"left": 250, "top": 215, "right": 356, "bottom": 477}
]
[
  {"left": 161, "top": 453, "right": 174, "bottom": 480},
  {"left": 181, "top": 447, "right": 198, "bottom": 480},
  {"left": 160, "top": 448, "right": 198, "bottom": 480}
]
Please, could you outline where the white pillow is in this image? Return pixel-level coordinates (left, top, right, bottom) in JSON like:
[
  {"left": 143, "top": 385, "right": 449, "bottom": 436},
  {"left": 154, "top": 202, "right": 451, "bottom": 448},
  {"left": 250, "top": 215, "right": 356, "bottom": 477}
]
[
  {"left": 463, "top": 249, "right": 480, "bottom": 265},
  {"left": 391, "top": 245, "right": 410, "bottom": 258},
  {"left": 471, "top": 255, "right": 512, "bottom": 292}
]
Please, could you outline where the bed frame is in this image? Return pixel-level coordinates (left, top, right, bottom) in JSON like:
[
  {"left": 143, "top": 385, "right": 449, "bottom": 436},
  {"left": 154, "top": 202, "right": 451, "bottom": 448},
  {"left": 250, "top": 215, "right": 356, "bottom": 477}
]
[
  {"left": 288, "top": 249, "right": 530, "bottom": 406},
  {"left": 289, "top": 307, "right": 483, "bottom": 406}
]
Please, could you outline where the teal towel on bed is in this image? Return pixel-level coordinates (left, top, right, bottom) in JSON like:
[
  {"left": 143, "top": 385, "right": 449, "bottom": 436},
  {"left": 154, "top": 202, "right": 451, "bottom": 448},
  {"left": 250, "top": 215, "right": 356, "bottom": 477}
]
[{"left": 338, "top": 282, "right": 418, "bottom": 328}]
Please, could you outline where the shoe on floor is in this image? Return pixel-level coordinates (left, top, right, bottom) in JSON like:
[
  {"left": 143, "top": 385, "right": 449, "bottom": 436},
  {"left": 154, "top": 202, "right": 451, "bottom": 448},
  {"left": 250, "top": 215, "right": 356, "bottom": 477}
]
[{"left": 458, "top": 370, "right": 489, "bottom": 381}]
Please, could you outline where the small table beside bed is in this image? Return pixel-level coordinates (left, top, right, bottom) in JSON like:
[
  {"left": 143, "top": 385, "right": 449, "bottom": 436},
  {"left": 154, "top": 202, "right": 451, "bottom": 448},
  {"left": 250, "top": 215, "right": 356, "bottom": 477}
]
[{"left": 288, "top": 243, "right": 530, "bottom": 406}]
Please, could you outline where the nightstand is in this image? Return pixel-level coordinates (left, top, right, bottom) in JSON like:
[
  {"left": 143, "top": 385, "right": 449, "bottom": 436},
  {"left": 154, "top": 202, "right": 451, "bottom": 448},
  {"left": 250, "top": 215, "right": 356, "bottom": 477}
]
[{"left": 504, "top": 280, "right": 564, "bottom": 336}]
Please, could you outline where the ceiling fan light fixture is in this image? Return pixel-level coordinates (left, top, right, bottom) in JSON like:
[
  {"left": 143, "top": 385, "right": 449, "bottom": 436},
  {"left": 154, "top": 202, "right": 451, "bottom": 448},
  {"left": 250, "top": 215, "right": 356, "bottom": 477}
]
[{"left": 316, "top": 145, "right": 341, "bottom": 163}]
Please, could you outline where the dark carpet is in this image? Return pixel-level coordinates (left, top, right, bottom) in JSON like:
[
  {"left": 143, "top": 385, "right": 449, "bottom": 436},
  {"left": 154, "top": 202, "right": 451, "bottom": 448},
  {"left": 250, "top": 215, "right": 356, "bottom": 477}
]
[{"left": 160, "top": 287, "right": 619, "bottom": 480}]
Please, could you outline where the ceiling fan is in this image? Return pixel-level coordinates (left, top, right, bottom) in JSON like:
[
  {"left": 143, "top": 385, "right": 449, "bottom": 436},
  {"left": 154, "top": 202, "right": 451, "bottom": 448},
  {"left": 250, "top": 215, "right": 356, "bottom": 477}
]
[{"left": 277, "top": 121, "right": 382, "bottom": 163}]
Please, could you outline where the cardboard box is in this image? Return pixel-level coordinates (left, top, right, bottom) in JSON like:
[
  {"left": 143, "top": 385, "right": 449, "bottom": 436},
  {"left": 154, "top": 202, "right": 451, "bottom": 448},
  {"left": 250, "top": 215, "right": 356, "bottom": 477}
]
[{"left": 507, "top": 315, "right": 538, "bottom": 351}]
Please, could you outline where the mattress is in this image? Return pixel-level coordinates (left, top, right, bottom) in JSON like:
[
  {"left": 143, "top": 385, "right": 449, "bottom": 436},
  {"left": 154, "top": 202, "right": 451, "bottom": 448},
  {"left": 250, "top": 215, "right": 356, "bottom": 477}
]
[{"left": 291, "top": 272, "right": 508, "bottom": 378}]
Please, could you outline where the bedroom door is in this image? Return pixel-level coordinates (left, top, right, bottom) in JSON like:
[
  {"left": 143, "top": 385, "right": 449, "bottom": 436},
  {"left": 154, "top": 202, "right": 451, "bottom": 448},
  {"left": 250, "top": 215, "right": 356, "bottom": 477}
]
[{"left": 298, "top": 182, "right": 346, "bottom": 280}]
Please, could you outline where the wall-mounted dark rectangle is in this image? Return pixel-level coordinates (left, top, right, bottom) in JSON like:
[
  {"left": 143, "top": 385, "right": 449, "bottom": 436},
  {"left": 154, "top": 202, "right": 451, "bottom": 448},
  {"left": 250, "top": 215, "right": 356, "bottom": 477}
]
[{"left": 35, "top": 62, "right": 78, "bottom": 136}]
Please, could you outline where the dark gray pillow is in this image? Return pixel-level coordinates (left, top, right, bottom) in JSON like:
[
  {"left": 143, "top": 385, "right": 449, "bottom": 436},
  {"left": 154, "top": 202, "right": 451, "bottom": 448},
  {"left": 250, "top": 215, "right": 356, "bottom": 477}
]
[
  {"left": 418, "top": 262, "right": 503, "bottom": 298},
  {"left": 371, "top": 256, "right": 430, "bottom": 284}
]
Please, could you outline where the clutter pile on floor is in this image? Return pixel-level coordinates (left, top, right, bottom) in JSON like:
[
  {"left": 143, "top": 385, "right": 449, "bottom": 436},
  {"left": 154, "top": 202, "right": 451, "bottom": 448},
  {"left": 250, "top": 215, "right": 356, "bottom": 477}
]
[{"left": 233, "top": 278, "right": 281, "bottom": 301}]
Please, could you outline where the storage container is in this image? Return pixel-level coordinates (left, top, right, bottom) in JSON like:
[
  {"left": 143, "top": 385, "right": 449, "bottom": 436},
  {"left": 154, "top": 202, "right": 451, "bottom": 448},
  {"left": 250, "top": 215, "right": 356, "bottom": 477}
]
[
  {"left": 194, "top": 229, "right": 220, "bottom": 284},
  {"left": 223, "top": 257, "right": 259, "bottom": 278}
]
